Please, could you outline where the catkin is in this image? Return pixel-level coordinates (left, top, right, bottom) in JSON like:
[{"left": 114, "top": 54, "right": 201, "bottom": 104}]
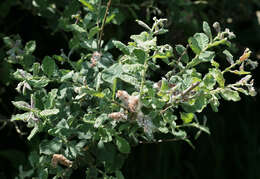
[
  {"left": 51, "top": 154, "right": 73, "bottom": 168},
  {"left": 128, "top": 96, "right": 139, "bottom": 112},
  {"left": 116, "top": 90, "right": 140, "bottom": 113},
  {"left": 116, "top": 90, "right": 130, "bottom": 105},
  {"left": 90, "top": 51, "right": 102, "bottom": 67},
  {"left": 108, "top": 112, "right": 127, "bottom": 120}
]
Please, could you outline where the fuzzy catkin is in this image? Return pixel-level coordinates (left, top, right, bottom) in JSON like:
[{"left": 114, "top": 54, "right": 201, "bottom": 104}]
[{"left": 51, "top": 154, "right": 73, "bottom": 168}]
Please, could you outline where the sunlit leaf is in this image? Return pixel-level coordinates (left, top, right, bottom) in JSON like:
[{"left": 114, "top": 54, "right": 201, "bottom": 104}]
[
  {"left": 181, "top": 112, "right": 194, "bottom": 124},
  {"left": 78, "top": 0, "right": 94, "bottom": 11},
  {"left": 220, "top": 88, "right": 241, "bottom": 101},
  {"left": 12, "top": 101, "right": 31, "bottom": 111},
  {"left": 11, "top": 112, "right": 31, "bottom": 121},
  {"left": 203, "top": 21, "right": 212, "bottom": 42},
  {"left": 40, "top": 109, "right": 59, "bottom": 117}
]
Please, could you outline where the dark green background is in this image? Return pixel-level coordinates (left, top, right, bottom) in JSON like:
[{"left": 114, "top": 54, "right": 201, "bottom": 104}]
[{"left": 0, "top": 0, "right": 260, "bottom": 178}]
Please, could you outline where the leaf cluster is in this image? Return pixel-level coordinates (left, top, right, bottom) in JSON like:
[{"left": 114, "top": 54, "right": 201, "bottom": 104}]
[{"left": 2, "top": 1, "right": 258, "bottom": 179}]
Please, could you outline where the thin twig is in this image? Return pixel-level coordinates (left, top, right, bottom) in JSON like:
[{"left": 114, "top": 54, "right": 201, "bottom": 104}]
[
  {"left": 180, "top": 81, "right": 200, "bottom": 97},
  {"left": 160, "top": 82, "right": 200, "bottom": 114},
  {"left": 98, "top": 0, "right": 112, "bottom": 51},
  {"left": 139, "top": 138, "right": 183, "bottom": 144},
  {"left": 111, "top": 100, "right": 129, "bottom": 112},
  {"left": 177, "top": 44, "right": 189, "bottom": 63}
]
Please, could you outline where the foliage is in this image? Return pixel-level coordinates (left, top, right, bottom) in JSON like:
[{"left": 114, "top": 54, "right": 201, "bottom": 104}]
[{"left": 0, "top": 0, "right": 259, "bottom": 178}]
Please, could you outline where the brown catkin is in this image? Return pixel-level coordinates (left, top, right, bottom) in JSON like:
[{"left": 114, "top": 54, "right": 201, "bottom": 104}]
[
  {"left": 51, "top": 154, "right": 73, "bottom": 168},
  {"left": 90, "top": 51, "right": 102, "bottom": 67},
  {"left": 128, "top": 96, "right": 139, "bottom": 112},
  {"left": 116, "top": 90, "right": 140, "bottom": 113},
  {"left": 108, "top": 112, "right": 127, "bottom": 120},
  {"left": 116, "top": 90, "right": 130, "bottom": 105}
]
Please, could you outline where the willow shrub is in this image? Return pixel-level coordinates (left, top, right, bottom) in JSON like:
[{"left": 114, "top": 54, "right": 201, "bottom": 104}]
[{"left": 4, "top": 1, "right": 258, "bottom": 178}]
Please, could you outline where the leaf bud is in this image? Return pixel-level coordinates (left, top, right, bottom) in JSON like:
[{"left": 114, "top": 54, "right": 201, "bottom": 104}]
[{"left": 213, "top": 22, "right": 221, "bottom": 33}]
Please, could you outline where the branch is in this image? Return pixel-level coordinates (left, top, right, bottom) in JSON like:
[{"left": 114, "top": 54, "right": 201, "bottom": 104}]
[
  {"left": 98, "top": 0, "right": 112, "bottom": 51},
  {"left": 180, "top": 81, "right": 200, "bottom": 97},
  {"left": 139, "top": 138, "right": 183, "bottom": 144},
  {"left": 160, "top": 82, "right": 200, "bottom": 114}
]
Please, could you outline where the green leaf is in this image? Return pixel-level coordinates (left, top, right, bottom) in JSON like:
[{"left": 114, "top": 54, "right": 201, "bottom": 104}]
[
  {"left": 223, "top": 49, "right": 234, "bottom": 64},
  {"left": 78, "top": 86, "right": 105, "bottom": 98},
  {"left": 180, "top": 112, "right": 194, "bottom": 124},
  {"left": 236, "top": 87, "right": 249, "bottom": 95},
  {"left": 3, "top": 36, "right": 14, "bottom": 48},
  {"left": 94, "top": 114, "right": 108, "bottom": 128},
  {"left": 175, "top": 45, "right": 189, "bottom": 63},
  {"left": 194, "top": 33, "right": 209, "bottom": 50},
  {"left": 211, "top": 69, "right": 225, "bottom": 87},
  {"left": 45, "top": 89, "right": 58, "bottom": 109},
  {"left": 209, "top": 38, "right": 228, "bottom": 48},
  {"left": 61, "top": 70, "right": 74, "bottom": 82},
  {"left": 158, "top": 78, "right": 169, "bottom": 97},
  {"left": 171, "top": 128, "right": 187, "bottom": 138},
  {"left": 184, "top": 139, "right": 195, "bottom": 149},
  {"left": 182, "top": 94, "right": 207, "bottom": 113},
  {"left": 67, "top": 24, "right": 86, "bottom": 33},
  {"left": 28, "top": 125, "right": 39, "bottom": 140},
  {"left": 115, "top": 136, "right": 130, "bottom": 154},
  {"left": 187, "top": 51, "right": 215, "bottom": 67},
  {"left": 203, "top": 73, "right": 216, "bottom": 90},
  {"left": 230, "top": 70, "right": 250, "bottom": 75},
  {"left": 199, "top": 51, "right": 215, "bottom": 62},
  {"left": 25, "top": 41, "right": 36, "bottom": 54},
  {"left": 133, "top": 48, "right": 146, "bottom": 64},
  {"left": 42, "top": 56, "right": 56, "bottom": 77},
  {"left": 122, "top": 64, "right": 144, "bottom": 74},
  {"left": 102, "top": 63, "right": 124, "bottom": 84},
  {"left": 130, "top": 32, "right": 157, "bottom": 51},
  {"left": 209, "top": 94, "right": 220, "bottom": 112},
  {"left": 188, "top": 37, "right": 201, "bottom": 55},
  {"left": 136, "top": 20, "right": 152, "bottom": 31},
  {"left": 88, "top": 26, "right": 100, "bottom": 39},
  {"left": 33, "top": 62, "right": 40, "bottom": 76},
  {"left": 203, "top": 21, "right": 212, "bottom": 42},
  {"left": 78, "top": 0, "right": 94, "bottom": 11},
  {"left": 119, "top": 74, "right": 140, "bottom": 87},
  {"left": 220, "top": 88, "right": 241, "bottom": 101},
  {"left": 56, "top": 119, "right": 69, "bottom": 129},
  {"left": 158, "top": 127, "right": 169, "bottom": 134},
  {"left": 40, "top": 109, "right": 59, "bottom": 117},
  {"left": 12, "top": 101, "right": 31, "bottom": 111},
  {"left": 95, "top": 72, "right": 102, "bottom": 90},
  {"left": 189, "top": 123, "right": 210, "bottom": 134},
  {"left": 188, "top": 33, "right": 209, "bottom": 55},
  {"left": 39, "top": 139, "right": 62, "bottom": 155},
  {"left": 211, "top": 60, "right": 220, "bottom": 68},
  {"left": 13, "top": 69, "right": 32, "bottom": 80},
  {"left": 11, "top": 112, "right": 31, "bottom": 121},
  {"left": 29, "top": 77, "right": 50, "bottom": 88},
  {"left": 112, "top": 40, "right": 130, "bottom": 55}
]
